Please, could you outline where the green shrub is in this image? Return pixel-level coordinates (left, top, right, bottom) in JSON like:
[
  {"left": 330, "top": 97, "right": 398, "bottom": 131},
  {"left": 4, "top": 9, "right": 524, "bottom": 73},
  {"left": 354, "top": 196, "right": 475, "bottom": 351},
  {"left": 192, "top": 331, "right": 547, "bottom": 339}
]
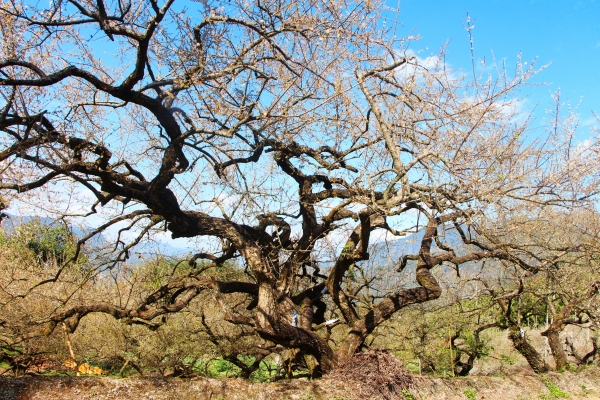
[
  {"left": 543, "top": 377, "right": 569, "bottom": 398},
  {"left": 464, "top": 388, "right": 477, "bottom": 400}
]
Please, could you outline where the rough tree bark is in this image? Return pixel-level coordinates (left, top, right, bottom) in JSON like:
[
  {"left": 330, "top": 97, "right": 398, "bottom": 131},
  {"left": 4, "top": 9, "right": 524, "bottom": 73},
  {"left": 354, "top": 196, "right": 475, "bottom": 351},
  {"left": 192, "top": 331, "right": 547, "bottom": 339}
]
[
  {"left": 508, "top": 326, "right": 550, "bottom": 373},
  {"left": 541, "top": 282, "right": 600, "bottom": 371}
]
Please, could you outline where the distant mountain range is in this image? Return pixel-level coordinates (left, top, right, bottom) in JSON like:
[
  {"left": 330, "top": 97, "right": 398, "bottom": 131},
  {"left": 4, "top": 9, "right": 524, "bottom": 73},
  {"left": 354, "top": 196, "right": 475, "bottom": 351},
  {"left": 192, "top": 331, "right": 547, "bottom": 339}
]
[{"left": 2, "top": 214, "right": 488, "bottom": 281}]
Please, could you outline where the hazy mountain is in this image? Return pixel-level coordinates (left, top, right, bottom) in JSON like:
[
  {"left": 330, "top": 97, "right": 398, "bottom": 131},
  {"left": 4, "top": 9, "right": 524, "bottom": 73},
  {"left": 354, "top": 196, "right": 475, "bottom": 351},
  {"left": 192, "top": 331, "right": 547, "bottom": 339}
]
[
  {"left": 3, "top": 214, "right": 488, "bottom": 276},
  {"left": 366, "top": 225, "right": 489, "bottom": 290}
]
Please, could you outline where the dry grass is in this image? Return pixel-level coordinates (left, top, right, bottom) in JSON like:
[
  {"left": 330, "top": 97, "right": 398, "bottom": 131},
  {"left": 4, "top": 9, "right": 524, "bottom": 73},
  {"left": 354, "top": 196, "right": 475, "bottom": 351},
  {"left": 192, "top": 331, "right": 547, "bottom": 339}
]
[
  {"left": 327, "top": 349, "right": 414, "bottom": 400},
  {"left": 1, "top": 369, "right": 600, "bottom": 400}
]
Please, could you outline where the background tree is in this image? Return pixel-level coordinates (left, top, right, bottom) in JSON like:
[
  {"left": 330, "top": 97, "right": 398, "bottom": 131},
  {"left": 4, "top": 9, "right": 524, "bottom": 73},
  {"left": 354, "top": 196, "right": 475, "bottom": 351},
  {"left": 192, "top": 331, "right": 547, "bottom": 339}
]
[
  {"left": 452, "top": 206, "right": 600, "bottom": 373},
  {"left": 1, "top": 0, "right": 599, "bottom": 375}
]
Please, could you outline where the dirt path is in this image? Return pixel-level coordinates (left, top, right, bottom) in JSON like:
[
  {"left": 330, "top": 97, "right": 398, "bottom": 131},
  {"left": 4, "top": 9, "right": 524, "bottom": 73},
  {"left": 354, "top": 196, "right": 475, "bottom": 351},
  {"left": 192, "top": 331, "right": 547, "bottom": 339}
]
[{"left": 1, "top": 368, "right": 599, "bottom": 400}]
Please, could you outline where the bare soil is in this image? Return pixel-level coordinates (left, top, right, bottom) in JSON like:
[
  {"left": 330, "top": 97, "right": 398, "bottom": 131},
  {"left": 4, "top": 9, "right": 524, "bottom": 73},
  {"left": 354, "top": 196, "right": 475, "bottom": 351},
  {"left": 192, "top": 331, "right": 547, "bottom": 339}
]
[{"left": 1, "top": 368, "right": 599, "bottom": 400}]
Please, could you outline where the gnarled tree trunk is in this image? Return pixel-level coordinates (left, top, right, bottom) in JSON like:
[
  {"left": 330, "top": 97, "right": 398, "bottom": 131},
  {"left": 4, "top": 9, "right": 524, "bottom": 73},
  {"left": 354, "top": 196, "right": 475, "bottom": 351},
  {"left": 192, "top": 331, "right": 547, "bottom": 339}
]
[
  {"left": 543, "top": 329, "right": 568, "bottom": 371},
  {"left": 508, "top": 326, "right": 550, "bottom": 373}
]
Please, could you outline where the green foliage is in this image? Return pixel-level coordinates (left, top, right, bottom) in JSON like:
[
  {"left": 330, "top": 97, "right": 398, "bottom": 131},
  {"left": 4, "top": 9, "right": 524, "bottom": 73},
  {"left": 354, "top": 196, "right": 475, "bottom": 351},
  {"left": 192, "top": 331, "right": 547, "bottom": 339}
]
[
  {"left": 1, "top": 345, "right": 23, "bottom": 357},
  {"left": 462, "top": 331, "right": 490, "bottom": 359},
  {"left": 501, "top": 355, "right": 517, "bottom": 366},
  {"left": 464, "top": 388, "right": 477, "bottom": 400},
  {"left": 190, "top": 358, "right": 243, "bottom": 378},
  {"left": 401, "top": 389, "right": 424, "bottom": 400},
  {"left": 214, "top": 359, "right": 234, "bottom": 373},
  {"left": 27, "top": 224, "right": 74, "bottom": 264},
  {"left": 383, "top": 301, "right": 494, "bottom": 377},
  {"left": 2, "top": 220, "right": 79, "bottom": 266},
  {"left": 249, "top": 359, "right": 278, "bottom": 382},
  {"left": 145, "top": 258, "right": 183, "bottom": 289},
  {"left": 405, "top": 362, "right": 420, "bottom": 374},
  {"left": 543, "top": 378, "right": 569, "bottom": 398}
]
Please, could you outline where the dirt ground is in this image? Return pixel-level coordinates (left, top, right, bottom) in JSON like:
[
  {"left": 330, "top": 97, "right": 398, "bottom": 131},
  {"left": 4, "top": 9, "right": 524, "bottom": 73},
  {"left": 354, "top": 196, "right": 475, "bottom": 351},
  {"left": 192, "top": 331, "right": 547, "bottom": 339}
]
[{"left": 1, "top": 368, "right": 600, "bottom": 400}]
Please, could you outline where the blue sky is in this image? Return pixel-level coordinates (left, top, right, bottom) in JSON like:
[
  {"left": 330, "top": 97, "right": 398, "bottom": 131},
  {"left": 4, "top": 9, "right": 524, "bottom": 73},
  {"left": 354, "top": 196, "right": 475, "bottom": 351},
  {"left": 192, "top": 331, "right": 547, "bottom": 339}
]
[{"left": 387, "top": 0, "right": 600, "bottom": 124}]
